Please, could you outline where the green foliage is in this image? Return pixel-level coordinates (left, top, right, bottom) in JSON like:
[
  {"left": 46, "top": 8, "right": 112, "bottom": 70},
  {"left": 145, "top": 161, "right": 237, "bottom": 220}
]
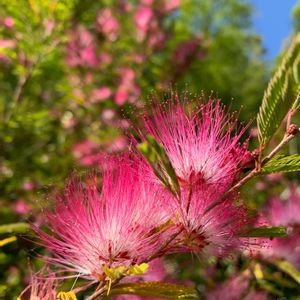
[
  {"left": 0, "top": 223, "right": 29, "bottom": 234},
  {"left": 275, "top": 260, "right": 300, "bottom": 285},
  {"left": 110, "top": 282, "right": 198, "bottom": 299},
  {"left": 175, "top": 0, "right": 266, "bottom": 120},
  {"left": 292, "top": 89, "right": 300, "bottom": 111},
  {"left": 261, "top": 154, "right": 300, "bottom": 174},
  {"left": 239, "top": 226, "right": 287, "bottom": 238},
  {"left": 257, "top": 33, "right": 300, "bottom": 146}
]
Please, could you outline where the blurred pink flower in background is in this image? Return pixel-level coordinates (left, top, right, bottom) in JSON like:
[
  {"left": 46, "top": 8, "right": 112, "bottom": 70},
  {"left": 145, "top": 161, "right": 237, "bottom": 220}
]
[
  {"left": 3, "top": 16, "right": 14, "bottom": 28},
  {"left": 173, "top": 38, "right": 201, "bottom": 65},
  {"left": 207, "top": 272, "right": 266, "bottom": 300},
  {"left": 147, "top": 26, "right": 166, "bottom": 50},
  {"left": 115, "top": 89, "right": 129, "bottom": 105},
  {"left": 115, "top": 67, "right": 140, "bottom": 105},
  {"left": 106, "top": 136, "right": 128, "bottom": 153},
  {"left": 66, "top": 27, "right": 98, "bottom": 67},
  {"left": 96, "top": 8, "right": 120, "bottom": 41},
  {"left": 44, "top": 19, "right": 55, "bottom": 36},
  {"left": 71, "top": 139, "right": 104, "bottom": 166},
  {"left": 134, "top": 6, "right": 153, "bottom": 40},
  {"left": 0, "top": 39, "right": 16, "bottom": 48},
  {"left": 99, "top": 52, "right": 112, "bottom": 65},
  {"left": 101, "top": 108, "right": 116, "bottom": 122},
  {"left": 90, "top": 87, "right": 112, "bottom": 103},
  {"left": 22, "top": 180, "right": 35, "bottom": 191},
  {"left": 13, "top": 199, "right": 32, "bottom": 215},
  {"left": 252, "top": 185, "right": 300, "bottom": 268},
  {"left": 163, "top": 0, "right": 181, "bottom": 12}
]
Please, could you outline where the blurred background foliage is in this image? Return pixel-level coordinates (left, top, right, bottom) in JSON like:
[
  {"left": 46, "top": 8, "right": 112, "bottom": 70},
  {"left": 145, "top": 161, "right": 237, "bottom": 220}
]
[{"left": 0, "top": 0, "right": 299, "bottom": 298}]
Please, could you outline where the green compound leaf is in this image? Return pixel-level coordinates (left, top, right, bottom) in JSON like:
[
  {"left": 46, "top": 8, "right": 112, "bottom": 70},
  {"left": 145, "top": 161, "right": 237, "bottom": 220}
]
[
  {"left": 274, "top": 260, "right": 300, "bottom": 285},
  {"left": 261, "top": 155, "right": 300, "bottom": 174},
  {"left": 138, "top": 135, "right": 180, "bottom": 197},
  {"left": 257, "top": 33, "right": 300, "bottom": 146},
  {"left": 0, "top": 222, "right": 29, "bottom": 234},
  {"left": 239, "top": 226, "right": 286, "bottom": 238},
  {"left": 110, "top": 282, "right": 198, "bottom": 299}
]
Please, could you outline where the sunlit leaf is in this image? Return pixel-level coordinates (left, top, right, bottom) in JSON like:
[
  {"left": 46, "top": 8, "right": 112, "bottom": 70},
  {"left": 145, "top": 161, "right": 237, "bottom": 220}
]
[
  {"left": 0, "top": 223, "right": 29, "bottom": 234},
  {"left": 110, "top": 282, "right": 198, "bottom": 299},
  {"left": 261, "top": 155, "right": 300, "bottom": 174},
  {"left": 0, "top": 236, "right": 17, "bottom": 247},
  {"left": 239, "top": 226, "right": 286, "bottom": 238},
  {"left": 275, "top": 260, "right": 300, "bottom": 285},
  {"left": 257, "top": 33, "right": 300, "bottom": 146}
]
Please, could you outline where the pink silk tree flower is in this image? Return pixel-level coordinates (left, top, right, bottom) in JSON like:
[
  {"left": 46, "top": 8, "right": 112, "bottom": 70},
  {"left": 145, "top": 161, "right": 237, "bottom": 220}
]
[
  {"left": 138, "top": 93, "right": 250, "bottom": 191},
  {"left": 171, "top": 183, "right": 249, "bottom": 255},
  {"left": 33, "top": 156, "right": 174, "bottom": 281},
  {"left": 18, "top": 269, "right": 57, "bottom": 300},
  {"left": 135, "top": 93, "right": 252, "bottom": 255}
]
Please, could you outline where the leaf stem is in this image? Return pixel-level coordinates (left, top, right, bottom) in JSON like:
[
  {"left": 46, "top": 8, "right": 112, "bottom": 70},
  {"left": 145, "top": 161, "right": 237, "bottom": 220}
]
[{"left": 204, "top": 129, "right": 298, "bottom": 214}]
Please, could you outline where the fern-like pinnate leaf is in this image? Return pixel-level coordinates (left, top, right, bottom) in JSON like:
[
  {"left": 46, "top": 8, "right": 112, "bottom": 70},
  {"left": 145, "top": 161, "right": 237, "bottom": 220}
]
[
  {"left": 257, "top": 33, "right": 300, "bottom": 146},
  {"left": 291, "top": 89, "right": 300, "bottom": 111},
  {"left": 261, "top": 154, "right": 300, "bottom": 174}
]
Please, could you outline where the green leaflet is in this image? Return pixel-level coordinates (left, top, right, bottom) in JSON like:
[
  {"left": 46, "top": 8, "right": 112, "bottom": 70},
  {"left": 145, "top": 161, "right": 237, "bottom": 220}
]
[
  {"left": 0, "top": 222, "right": 29, "bottom": 234},
  {"left": 137, "top": 135, "right": 180, "bottom": 197},
  {"left": 257, "top": 33, "right": 300, "bottom": 146},
  {"left": 291, "top": 89, "right": 300, "bottom": 111},
  {"left": 239, "top": 226, "right": 286, "bottom": 238},
  {"left": 0, "top": 236, "right": 17, "bottom": 247},
  {"left": 110, "top": 282, "right": 198, "bottom": 299},
  {"left": 261, "top": 155, "right": 300, "bottom": 174},
  {"left": 274, "top": 260, "right": 300, "bottom": 285}
]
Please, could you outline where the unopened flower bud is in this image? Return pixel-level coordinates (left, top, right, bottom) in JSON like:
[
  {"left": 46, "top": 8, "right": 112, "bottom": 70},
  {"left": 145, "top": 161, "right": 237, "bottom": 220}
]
[{"left": 287, "top": 124, "right": 299, "bottom": 136}]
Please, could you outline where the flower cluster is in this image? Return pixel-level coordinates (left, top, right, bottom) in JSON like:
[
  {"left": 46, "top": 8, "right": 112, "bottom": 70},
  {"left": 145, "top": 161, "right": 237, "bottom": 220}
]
[
  {"left": 137, "top": 94, "right": 252, "bottom": 254},
  {"left": 34, "top": 157, "right": 173, "bottom": 281},
  {"left": 29, "top": 94, "right": 258, "bottom": 298}
]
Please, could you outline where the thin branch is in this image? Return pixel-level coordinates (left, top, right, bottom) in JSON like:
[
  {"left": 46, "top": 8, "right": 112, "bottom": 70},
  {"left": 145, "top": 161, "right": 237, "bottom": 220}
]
[{"left": 204, "top": 128, "right": 298, "bottom": 214}]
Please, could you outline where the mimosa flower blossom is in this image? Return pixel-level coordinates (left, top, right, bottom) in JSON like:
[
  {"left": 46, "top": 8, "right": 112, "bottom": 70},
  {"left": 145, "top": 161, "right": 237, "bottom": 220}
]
[
  {"left": 139, "top": 93, "right": 251, "bottom": 190},
  {"left": 136, "top": 93, "right": 252, "bottom": 254},
  {"left": 34, "top": 157, "right": 174, "bottom": 281},
  {"left": 175, "top": 184, "right": 249, "bottom": 255}
]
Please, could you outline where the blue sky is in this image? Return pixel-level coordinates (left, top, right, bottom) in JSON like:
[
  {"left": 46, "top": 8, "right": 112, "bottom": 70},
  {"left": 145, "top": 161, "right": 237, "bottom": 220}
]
[{"left": 251, "top": 0, "right": 297, "bottom": 59}]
